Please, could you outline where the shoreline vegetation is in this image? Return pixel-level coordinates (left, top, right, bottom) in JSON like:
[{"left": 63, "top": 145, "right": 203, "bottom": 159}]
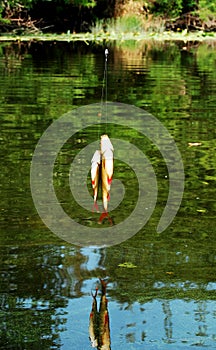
[
  {"left": 0, "top": 30, "right": 216, "bottom": 43},
  {"left": 0, "top": 0, "right": 216, "bottom": 42}
]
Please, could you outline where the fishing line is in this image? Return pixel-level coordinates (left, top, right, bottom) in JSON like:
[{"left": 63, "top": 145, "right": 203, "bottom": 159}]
[
  {"left": 100, "top": 48, "right": 109, "bottom": 135},
  {"left": 105, "top": 48, "right": 108, "bottom": 131}
]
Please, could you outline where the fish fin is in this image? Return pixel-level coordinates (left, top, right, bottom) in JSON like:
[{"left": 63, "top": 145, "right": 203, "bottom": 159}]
[
  {"left": 92, "top": 202, "right": 99, "bottom": 213},
  {"left": 107, "top": 177, "right": 112, "bottom": 185},
  {"left": 104, "top": 310, "right": 109, "bottom": 325}
]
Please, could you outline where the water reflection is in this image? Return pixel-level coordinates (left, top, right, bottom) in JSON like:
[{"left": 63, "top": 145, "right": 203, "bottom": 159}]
[
  {"left": 0, "top": 243, "right": 216, "bottom": 348},
  {"left": 1, "top": 40, "right": 216, "bottom": 349},
  {"left": 89, "top": 279, "right": 111, "bottom": 349},
  {"left": 162, "top": 301, "right": 173, "bottom": 343}
]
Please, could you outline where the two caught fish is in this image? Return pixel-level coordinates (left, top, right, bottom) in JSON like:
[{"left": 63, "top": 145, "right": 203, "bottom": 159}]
[
  {"left": 91, "top": 134, "right": 114, "bottom": 223},
  {"left": 89, "top": 279, "right": 111, "bottom": 349}
]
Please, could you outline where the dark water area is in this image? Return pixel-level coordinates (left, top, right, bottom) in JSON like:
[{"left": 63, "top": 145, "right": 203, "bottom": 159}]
[{"left": 0, "top": 40, "right": 216, "bottom": 349}]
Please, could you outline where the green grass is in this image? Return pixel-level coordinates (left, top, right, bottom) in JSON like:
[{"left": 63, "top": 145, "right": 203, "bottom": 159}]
[{"left": 91, "top": 15, "right": 166, "bottom": 35}]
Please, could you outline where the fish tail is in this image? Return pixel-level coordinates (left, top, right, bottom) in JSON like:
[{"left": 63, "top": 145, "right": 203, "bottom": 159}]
[
  {"left": 99, "top": 278, "right": 108, "bottom": 295},
  {"left": 98, "top": 212, "right": 113, "bottom": 226},
  {"left": 91, "top": 287, "right": 98, "bottom": 299},
  {"left": 98, "top": 212, "right": 108, "bottom": 224}
]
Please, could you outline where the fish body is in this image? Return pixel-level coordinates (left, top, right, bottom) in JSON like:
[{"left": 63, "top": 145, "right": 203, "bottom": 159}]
[
  {"left": 89, "top": 289, "right": 99, "bottom": 347},
  {"left": 100, "top": 135, "right": 114, "bottom": 213},
  {"left": 99, "top": 279, "right": 111, "bottom": 350},
  {"left": 91, "top": 150, "right": 101, "bottom": 212}
]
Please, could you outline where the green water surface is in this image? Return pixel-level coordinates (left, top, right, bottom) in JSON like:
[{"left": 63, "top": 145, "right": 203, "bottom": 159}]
[{"left": 0, "top": 40, "right": 216, "bottom": 349}]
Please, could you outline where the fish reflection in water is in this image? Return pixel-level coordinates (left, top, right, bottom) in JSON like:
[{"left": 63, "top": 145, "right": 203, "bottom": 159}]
[{"left": 89, "top": 279, "right": 111, "bottom": 349}]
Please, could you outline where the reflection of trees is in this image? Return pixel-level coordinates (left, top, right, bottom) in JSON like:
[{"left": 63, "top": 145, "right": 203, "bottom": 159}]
[
  {"left": 0, "top": 241, "right": 115, "bottom": 347},
  {"left": 0, "top": 244, "right": 90, "bottom": 348},
  {"left": 0, "top": 239, "right": 215, "bottom": 347},
  {"left": 0, "top": 294, "right": 64, "bottom": 349},
  {"left": 96, "top": 234, "right": 216, "bottom": 305},
  {"left": 194, "top": 300, "right": 208, "bottom": 343}
]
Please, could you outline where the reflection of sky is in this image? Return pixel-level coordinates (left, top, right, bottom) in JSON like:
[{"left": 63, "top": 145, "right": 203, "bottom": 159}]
[
  {"left": 206, "top": 282, "right": 216, "bottom": 291},
  {"left": 59, "top": 279, "right": 216, "bottom": 349},
  {"left": 81, "top": 247, "right": 102, "bottom": 270},
  {"left": 61, "top": 248, "right": 216, "bottom": 349},
  {"left": 154, "top": 280, "right": 216, "bottom": 292}
]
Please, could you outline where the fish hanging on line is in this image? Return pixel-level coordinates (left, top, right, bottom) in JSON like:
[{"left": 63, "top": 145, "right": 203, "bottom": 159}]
[
  {"left": 89, "top": 279, "right": 111, "bottom": 349},
  {"left": 90, "top": 134, "right": 114, "bottom": 224},
  {"left": 91, "top": 149, "right": 101, "bottom": 213},
  {"left": 101, "top": 134, "right": 114, "bottom": 212}
]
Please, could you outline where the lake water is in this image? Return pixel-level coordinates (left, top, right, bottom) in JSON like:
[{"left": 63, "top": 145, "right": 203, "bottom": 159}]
[{"left": 0, "top": 40, "right": 216, "bottom": 349}]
